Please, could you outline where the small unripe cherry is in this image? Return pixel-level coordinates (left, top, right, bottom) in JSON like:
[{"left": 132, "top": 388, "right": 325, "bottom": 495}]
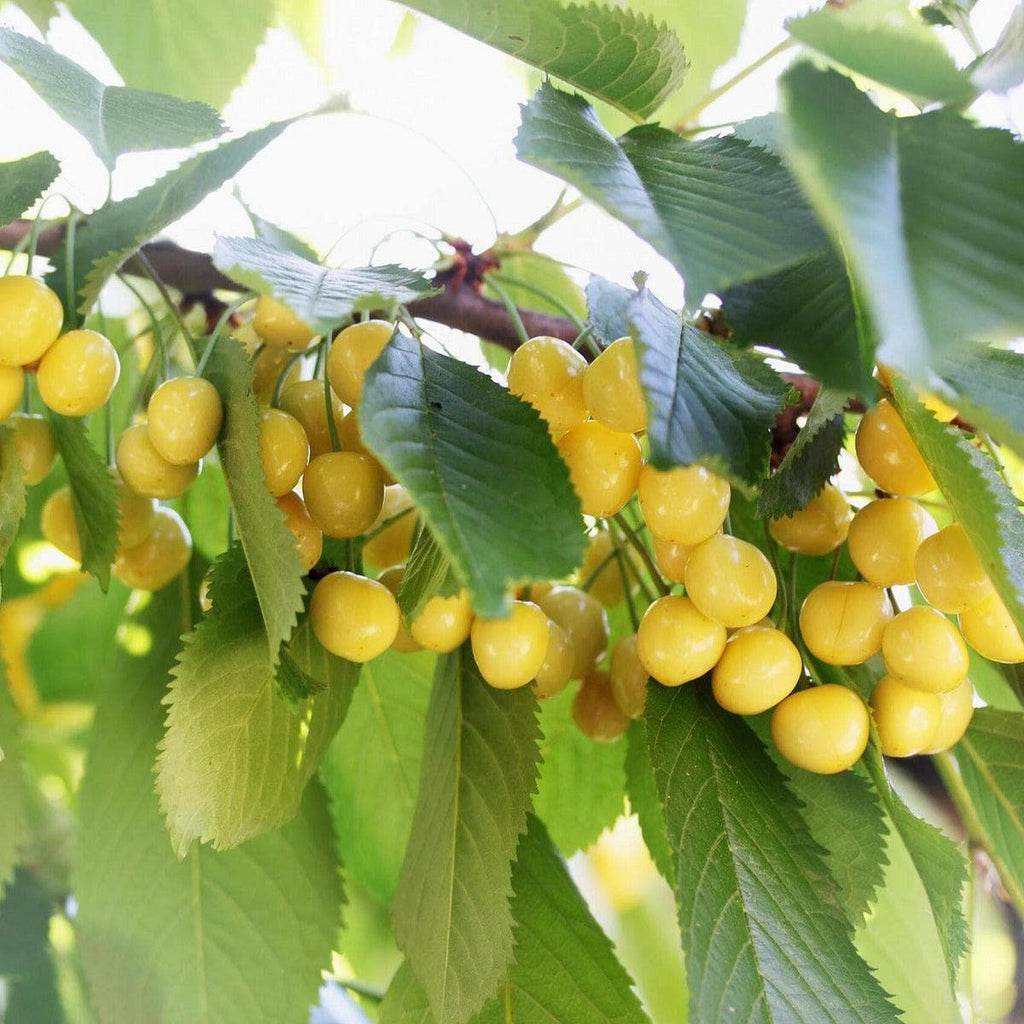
[
  {"left": 881, "top": 606, "right": 969, "bottom": 693},
  {"left": 855, "top": 399, "right": 936, "bottom": 496},
  {"left": 470, "top": 600, "right": 550, "bottom": 689},
  {"left": 0, "top": 276, "right": 64, "bottom": 366},
  {"left": 869, "top": 675, "right": 941, "bottom": 758},
  {"left": 116, "top": 423, "right": 199, "bottom": 499},
  {"left": 915, "top": 523, "right": 994, "bottom": 614},
  {"left": 533, "top": 619, "right": 574, "bottom": 700},
  {"left": 276, "top": 491, "right": 323, "bottom": 571},
  {"left": 410, "top": 589, "right": 473, "bottom": 653},
  {"left": 310, "top": 570, "right": 400, "bottom": 662},
  {"left": 771, "top": 685, "right": 869, "bottom": 774},
  {"left": 258, "top": 408, "right": 309, "bottom": 497},
  {"left": 799, "top": 581, "right": 893, "bottom": 665},
  {"left": 556, "top": 421, "right": 642, "bottom": 518},
  {"left": 0, "top": 365, "right": 24, "bottom": 419},
  {"left": 112, "top": 507, "right": 192, "bottom": 591},
  {"left": 538, "top": 585, "right": 609, "bottom": 679},
  {"left": 583, "top": 336, "right": 646, "bottom": 434},
  {"left": 507, "top": 335, "right": 589, "bottom": 435},
  {"left": 147, "top": 376, "right": 223, "bottom": 465},
  {"left": 327, "top": 320, "right": 395, "bottom": 409},
  {"left": 846, "top": 497, "right": 936, "bottom": 587},
  {"left": 609, "top": 634, "right": 648, "bottom": 719},
  {"left": 277, "top": 380, "right": 347, "bottom": 458},
  {"left": 959, "top": 591, "right": 1024, "bottom": 664},
  {"left": 768, "top": 484, "right": 852, "bottom": 556},
  {"left": 920, "top": 679, "right": 975, "bottom": 754},
  {"left": 637, "top": 463, "right": 730, "bottom": 546},
  {"left": 712, "top": 626, "right": 801, "bottom": 716},
  {"left": 253, "top": 295, "right": 316, "bottom": 351},
  {"left": 572, "top": 670, "right": 630, "bottom": 742},
  {"left": 37, "top": 329, "right": 119, "bottom": 416},
  {"left": 8, "top": 412, "right": 56, "bottom": 485},
  {"left": 636, "top": 595, "right": 726, "bottom": 686},
  {"left": 684, "top": 534, "right": 777, "bottom": 628},
  {"left": 302, "top": 450, "right": 385, "bottom": 538}
]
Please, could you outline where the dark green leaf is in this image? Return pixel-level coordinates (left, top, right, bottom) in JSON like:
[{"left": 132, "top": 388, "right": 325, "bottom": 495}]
[
  {"left": 0, "top": 868, "right": 61, "bottom": 1023},
  {"left": 0, "top": 151, "right": 60, "bottom": 223},
  {"left": 156, "top": 545, "right": 358, "bottom": 854},
  {"left": 891, "top": 378, "right": 1024, "bottom": 636},
  {"left": 397, "top": 524, "right": 459, "bottom": 620},
  {"left": 382, "top": 814, "right": 649, "bottom": 1024},
  {"left": 202, "top": 336, "right": 305, "bottom": 660},
  {"left": 516, "top": 82, "right": 827, "bottom": 300},
  {"left": 0, "top": 667, "right": 26, "bottom": 896},
  {"left": 758, "top": 388, "right": 847, "bottom": 519},
  {"left": 392, "top": 649, "right": 541, "bottom": 1024},
  {"left": 955, "top": 708, "right": 1024, "bottom": 912},
  {"left": 586, "top": 275, "right": 634, "bottom": 347},
  {"left": 49, "top": 413, "right": 117, "bottom": 589},
  {"left": 0, "top": 426, "right": 26, "bottom": 573},
  {"left": 972, "top": 2, "right": 1024, "bottom": 93},
  {"left": 68, "top": 0, "right": 275, "bottom": 108},
  {"left": 628, "top": 288, "right": 790, "bottom": 488},
  {"left": 49, "top": 116, "right": 304, "bottom": 316},
  {"left": 361, "top": 330, "right": 585, "bottom": 617},
  {"left": 936, "top": 344, "right": 1024, "bottom": 459},
  {"left": 75, "top": 582, "right": 342, "bottom": 1023},
  {"left": 720, "top": 248, "right": 874, "bottom": 398},
  {"left": 786, "top": 0, "right": 973, "bottom": 103},
  {"left": 624, "top": 720, "right": 674, "bottom": 881},
  {"left": 213, "top": 236, "right": 433, "bottom": 335},
  {"left": 0, "top": 29, "right": 223, "bottom": 167},
  {"left": 533, "top": 684, "right": 626, "bottom": 856},
  {"left": 321, "top": 648, "right": 434, "bottom": 904},
  {"left": 397, "top": 0, "right": 686, "bottom": 121},
  {"left": 780, "top": 64, "right": 1024, "bottom": 374},
  {"left": 645, "top": 683, "right": 897, "bottom": 1023}
]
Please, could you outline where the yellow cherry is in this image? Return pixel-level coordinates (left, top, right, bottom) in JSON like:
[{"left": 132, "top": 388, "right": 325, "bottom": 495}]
[
  {"left": 881, "top": 606, "right": 969, "bottom": 693},
  {"left": 960, "top": 591, "right": 1024, "bottom": 664},
  {"left": 276, "top": 491, "right": 323, "bottom": 570},
  {"left": 116, "top": 423, "right": 199, "bottom": 499},
  {"left": 112, "top": 508, "right": 192, "bottom": 591},
  {"left": 855, "top": 399, "right": 936, "bottom": 496},
  {"left": 712, "top": 626, "right": 801, "bottom": 716},
  {"left": 920, "top": 679, "right": 975, "bottom": 754},
  {"left": 533, "top": 619, "right": 574, "bottom": 700},
  {"left": 768, "top": 484, "right": 852, "bottom": 556},
  {"left": 251, "top": 344, "right": 301, "bottom": 405},
  {"left": 8, "top": 412, "right": 56, "bottom": 485},
  {"left": 277, "top": 379, "right": 347, "bottom": 459},
  {"left": 684, "top": 534, "right": 777, "bottom": 628},
  {"left": 253, "top": 295, "right": 316, "bottom": 351},
  {"left": 799, "top": 581, "right": 893, "bottom": 665},
  {"left": 410, "top": 589, "right": 474, "bottom": 654},
  {"left": 847, "top": 498, "right": 936, "bottom": 587},
  {"left": 608, "top": 634, "right": 648, "bottom": 719},
  {"left": 572, "top": 669, "right": 630, "bottom": 742},
  {"left": 0, "top": 365, "right": 24, "bottom": 419},
  {"left": 583, "top": 336, "right": 646, "bottom": 435},
  {"left": 637, "top": 463, "right": 730, "bottom": 545},
  {"left": 556, "top": 421, "right": 642, "bottom": 518},
  {"left": 310, "top": 571, "right": 400, "bottom": 662},
  {"left": 0, "top": 276, "right": 64, "bottom": 366},
  {"left": 470, "top": 600, "right": 550, "bottom": 689},
  {"left": 771, "top": 685, "right": 869, "bottom": 774},
  {"left": 362, "top": 485, "right": 416, "bottom": 569},
  {"left": 41, "top": 485, "right": 81, "bottom": 561},
  {"left": 147, "top": 376, "right": 223, "bottom": 465},
  {"left": 506, "top": 335, "right": 589, "bottom": 435},
  {"left": 302, "top": 450, "right": 385, "bottom": 539},
  {"left": 869, "top": 675, "right": 941, "bottom": 758},
  {"left": 327, "top": 320, "right": 394, "bottom": 409},
  {"left": 378, "top": 566, "right": 422, "bottom": 653},
  {"left": 652, "top": 534, "right": 697, "bottom": 584},
  {"left": 258, "top": 408, "right": 309, "bottom": 498},
  {"left": 636, "top": 595, "right": 727, "bottom": 686},
  {"left": 915, "top": 523, "right": 994, "bottom": 614},
  {"left": 37, "top": 329, "right": 119, "bottom": 416},
  {"left": 538, "top": 585, "right": 609, "bottom": 680}
]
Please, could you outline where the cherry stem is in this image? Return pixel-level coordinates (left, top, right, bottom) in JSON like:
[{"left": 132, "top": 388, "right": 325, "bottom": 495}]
[
  {"left": 195, "top": 293, "right": 254, "bottom": 377},
  {"left": 611, "top": 513, "right": 669, "bottom": 597},
  {"left": 323, "top": 344, "right": 342, "bottom": 453},
  {"left": 484, "top": 276, "right": 530, "bottom": 347},
  {"left": 484, "top": 270, "right": 585, "bottom": 330},
  {"left": 134, "top": 249, "right": 198, "bottom": 366},
  {"left": 118, "top": 274, "right": 171, "bottom": 383}
]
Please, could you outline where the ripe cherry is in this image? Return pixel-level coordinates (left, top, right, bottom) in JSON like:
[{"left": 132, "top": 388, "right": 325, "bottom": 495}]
[
  {"left": 712, "top": 626, "right": 801, "bottom": 716},
  {"left": 799, "top": 581, "right": 893, "bottom": 665},
  {"left": 327, "top": 320, "right": 395, "bottom": 409},
  {"left": 583, "top": 336, "right": 646, "bottom": 435},
  {"left": 683, "top": 533, "right": 777, "bottom": 628},
  {"left": 855, "top": 399, "right": 936, "bottom": 496},
  {"left": 771, "top": 685, "right": 869, "bottom": 774},
  {"left": 112, "top": 507, "right": 192, "bottom": 591},
  {"left": 881, "top": 606, "right": 969, "bottom": 693},
  {"left": 302, "top": 451, "right": 385, "bottom": 539},
  {"left": 253, "top": 295, "right": 316, "bottom": 351},
  {"left": 636, "top": 594, "right": 726, "bottom": 686},
  {"left": 869, "top": 675, "right": 941, "bottom": 758},
  {"left": 0, "top": 276, "right": 63, "bottom": 367},
  {"left": 572, "top": 670, "right": 630, "bottom": 742},
  {"left": 768, "top": 484, "right": 852, "bottom": 556},
  {"left": 116, "top": 423, "right": 199, "bottom": 499},
  {"left": 470, "top": 600, "right": 550, "bottom": 689},
  {"left": 556, "top": 421, "right": 642, "bottom": 518},
  {"left": 637, "top": 463, "right": 730, "bottom": 546},
  {"left": 846, "top": 497, "right": 936, "bottom": 587},
  {"left": 506, "top": 335, "right": 588, "bottom": 435},
  {"left": 37, "top": 329, "right": 120, "bottom": 416},
  {"left": 310, "top": 570, "right": 400, "bottom": 662},
  {"left": 147, "top": 376, "right": 223, "bottom": 465}
]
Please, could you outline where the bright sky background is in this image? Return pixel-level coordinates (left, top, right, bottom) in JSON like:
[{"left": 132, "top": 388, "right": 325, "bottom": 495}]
[{"left": 0, "top": 0, "right": 1020, "bottom": 317}]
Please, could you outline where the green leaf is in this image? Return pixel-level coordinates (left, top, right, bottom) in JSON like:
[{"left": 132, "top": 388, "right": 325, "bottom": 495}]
[
  {"left": 392, "top": 648, "right": 541, "bottom": 1024},
  {"left": 863, "top": 747, "right": 969, "bottom": 984},
  {"left": 954, "top": 708, "right": 1024, "bottom": 913},
  {"left": 156, "top": 545, "right": 357, "bottom": 854},
  {"left": 0, "top": 868, "right": 61, "bottom": 1023},
  {"left": 533, "top": 685, "right": 626, "bottom": 856},
  {"left": 853, "top": 824, "right": 962, "bottom": 1024},
  {"left": 242, "top": 201, "right": 319, "bottom": 262},
  {"left": 361, "top": 330, "right": 585, "bottom": 618},
  {"left": 516, "top": 82, "right": 827, "bottom": 301},
  {"left": 645, "top": 683, "right": 897, "bottom": 1024},
  {"left": 212, "top": 236, "right": 433, "bottom": 335},
  {"left": 278, "top": 0, "right": 325, "bottom": 63},
  {"left": 624, "top": 721, "right": 674, "bottom": 881},
  {"left": 397, "top": 524, "right": 459, "bottom": 620},
  {"left": 0, "top": 29, "right": 224, "bottom": 168},
  {"left": 202, "top": 336, "right": 305, "bottom": 660},
  {"left": 321, "top": 648, "right": 434, "bottom": 904},
  {"left": 786, "top": 0, "right": 972, "bottom": 104},
  {"left": 382, "top": 815, "right": 649, "bottom": 1024},
  {"left": 396, "top": 0, "right": 686, "bottom": 121},
  {"left": 10, "top": 0, "right": 58, "bottom": 33},
  {"left": 779, "top": 64, "right": 1024, "bottom": 374},
  {"left": 49, "top": 116, "right": 304, "bottom": 317},
  {"left": 75, "top": 583, "right": 342, "bottom": 1024},
  {"left": 935, "top": 344, "right": 1024, "bottom": 459},
  {"left": 483, "top": 252, "right": 587, "bottom": 321},
  {"left": 890, "top": 377, "right": 1024, "bottom": 636},
  {"left": 0, "top": 151, "right": 60, "bottom": 223},
  {"left": 971, "top": 2, "right": 1024, "bottom": 93},
  {"left": 720, "top": 249, "right": 874, "bottom": 398},
  {"left": 627, "top": 288, "right": 790, "bottom": 488},
  {"left": 0, "top": 426, "right": 27, "bottom": 574},
  {"left": 0, "top": 669, "right": 26, "bottom": 896},
  {"left": 585, "top": 275, "right": 634, "bottom": 347},
  {"left": 68, "top": 0, "right": 274, "bottom": 108},
  {"left": 49, "top": 413, "right": 117, "bottom": 589},
  {"left": 758, "top": 388, "right": 847, "bottom": 519}
]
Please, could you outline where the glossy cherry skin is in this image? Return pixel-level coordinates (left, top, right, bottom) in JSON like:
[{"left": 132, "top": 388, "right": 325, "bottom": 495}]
[
  {"left": 771, "top": 685, "right": 870, "bottom": 775},
  {"left": 798, "top": 581, "right": 893, "bottom": 665},
  {"left": 636, "top": 595, "right": 727, "bottom": 687}
]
